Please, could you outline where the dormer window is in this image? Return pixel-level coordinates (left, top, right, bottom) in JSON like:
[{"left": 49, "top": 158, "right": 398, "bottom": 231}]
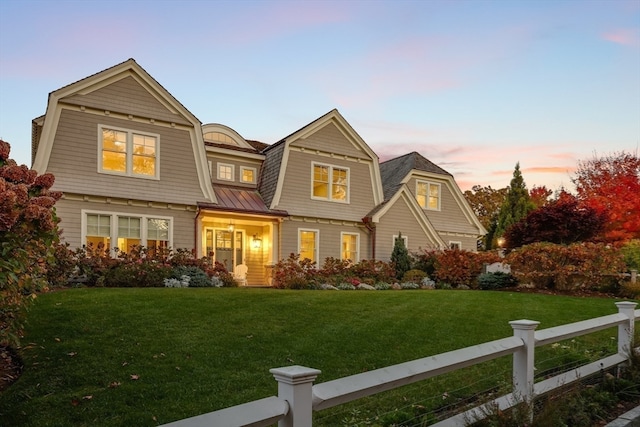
[{"left": 416, "top": 180, "right": 440, "bottom": 210}]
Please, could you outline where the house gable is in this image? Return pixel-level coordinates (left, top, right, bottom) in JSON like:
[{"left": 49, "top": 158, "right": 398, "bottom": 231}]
[
  {"left": 368, "top": 185, "right": 445, "bottom": 258},
  {"left": 32, "top": 58, "right": 216, "bottom": 203},
  {"left": 266, "top": 109, "right": 384, "bottom": 216}
]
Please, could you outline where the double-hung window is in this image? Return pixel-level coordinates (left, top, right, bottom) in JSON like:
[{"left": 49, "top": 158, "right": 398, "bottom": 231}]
[
  {"left": 416, "top": 180, "right": 440, "bottom": 210},
  {"left": 298, "top": 229, "right": 319, "bottom": 262},
  {"left": 217, "top": 163, "right": 234, "bottom": 181},
  {"left": 341, "top": 233, "right": 359, "bottom": 262},
  {"left": 99, "top": 126, "right": 159, "bottom": 178},
  {"left": 84, "top": 211, "right": 172, "bottom": 255},
  {"left": 312, "top": 162, "right": 349, "bottom": 202},
  {"left": 240, "top": 166, "right": 256, "bottom": 184}
]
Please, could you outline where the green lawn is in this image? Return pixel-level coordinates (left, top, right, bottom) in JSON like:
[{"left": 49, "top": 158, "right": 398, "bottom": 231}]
[{"left": 0, "top": 288, "right": 632, "bottom": 426}]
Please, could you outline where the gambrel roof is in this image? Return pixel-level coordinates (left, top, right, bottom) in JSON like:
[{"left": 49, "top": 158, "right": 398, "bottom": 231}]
[{"left": 380, "top": 151, "right": 451, "bottom": 201}]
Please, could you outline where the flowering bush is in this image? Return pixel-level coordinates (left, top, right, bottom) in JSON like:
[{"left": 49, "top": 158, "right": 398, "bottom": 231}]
[
  {"left": 505, "top": 242, "right": 626, "bottom": 291},
  {"left": 0, "top": 140, "right": 64, "bottom": 346},
  {"left": 273, "top": 255, "right": 396, "bottom": 289},
  {"left": 272, "top": 253, "right": 318, "bottom": 289},
  {"left": 413, "top": 249, "right": 500, "bottom": 289}
]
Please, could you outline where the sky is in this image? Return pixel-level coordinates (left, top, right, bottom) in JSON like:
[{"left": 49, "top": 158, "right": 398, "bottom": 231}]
[{"left": 1, "top": 0, "right": 639, "bottom": 192}]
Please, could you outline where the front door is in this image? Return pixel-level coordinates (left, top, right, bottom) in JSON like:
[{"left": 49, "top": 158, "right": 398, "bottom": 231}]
[{"left": 206, "top": 228, "right": 244, "bottom": 272}]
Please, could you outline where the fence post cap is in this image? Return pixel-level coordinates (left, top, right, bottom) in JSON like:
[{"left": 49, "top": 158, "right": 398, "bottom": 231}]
[
  {"left": 509, "top": 319, "right": 540, "bottom": 330},
  {"left": 270, "top": 366, "right": 321, "bottom": 384},
  {"left": 615, "top": 301, "right": 638, "bottom": 310}
]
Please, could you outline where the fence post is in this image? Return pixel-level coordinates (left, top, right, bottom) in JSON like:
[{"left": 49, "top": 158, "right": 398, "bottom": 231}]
[
  {"left": 509, "top": 320, "right": 539, "bottom": 409},
  {"left": 615, "top": 301, "right": 637, "bottom": 355},
  {"left": 270, "top": 365, "right": 321, "bottom": 427}
]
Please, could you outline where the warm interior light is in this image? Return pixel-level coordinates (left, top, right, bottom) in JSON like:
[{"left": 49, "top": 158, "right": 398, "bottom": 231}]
[{"left": 252, "top": 234, "right": 262, "bottom": 249}]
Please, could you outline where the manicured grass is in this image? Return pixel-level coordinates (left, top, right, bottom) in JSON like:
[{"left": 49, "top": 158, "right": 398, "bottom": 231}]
[{"left": 0, "top": 288, "right": 632, "bottom": 426}]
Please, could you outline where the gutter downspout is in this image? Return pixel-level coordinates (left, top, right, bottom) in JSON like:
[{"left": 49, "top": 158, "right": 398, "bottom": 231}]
[
  {"left": 194, "top": 207, "right": 201, "bottom": 258},
  {"left": 362, "top": 217, "right": 376, "bottom": 261}
]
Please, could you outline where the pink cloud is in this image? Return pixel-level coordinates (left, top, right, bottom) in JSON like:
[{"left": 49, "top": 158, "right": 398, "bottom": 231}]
[{"left": 602, "top": 29, "right": 640, "bottom": 47}]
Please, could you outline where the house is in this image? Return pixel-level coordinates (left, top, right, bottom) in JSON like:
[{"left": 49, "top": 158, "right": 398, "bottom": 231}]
[{"left": 30, "top": 59, "right": 486, "bottom": 285}]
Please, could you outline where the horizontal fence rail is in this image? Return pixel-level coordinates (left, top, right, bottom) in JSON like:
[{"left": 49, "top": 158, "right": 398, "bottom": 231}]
[{"left": 161, "top": 302, "right": 639, "bottom": 427}]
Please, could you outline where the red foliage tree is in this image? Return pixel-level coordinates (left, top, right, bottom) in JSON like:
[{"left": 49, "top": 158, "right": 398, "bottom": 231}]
[
  {"left": 529, "top": 185, "right": 552, "bottom": 209},
  {"left": 504, "top": 191, "right": 606, "bottom": 248},
  {"left": 572, "top": 151, "right": 640, "bottom": 242},
  {"left": 1, "top": 140, "right": 63, "bottom": 346}
]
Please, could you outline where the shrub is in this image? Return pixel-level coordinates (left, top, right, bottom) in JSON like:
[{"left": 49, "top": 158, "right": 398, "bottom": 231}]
[
  {"left": 1, "top": 140, "right": 63, "bottom": 347},
  {"left": 336, "top": 283, "right": 356, "bottom": 290},
  {"left": 433, "top": 249, "right": 500, "bottom": 289},
  {"left": 164, "top": 276, "right": 190, "bottom": 288},
  {"left": 391, "top": 232, "right": 411, "bottom": 279},
  {"left": 421, "top": 277, "right": 436, "bottom": 289},
  {"left": 400, "top": 282, "right": 420, "bottom": 290},
  {"left": 170, "top": 265, "right": 211, "bottom": 287},
  {"left": 350, "top": 259, "right": 395, "bottom": 283},
  {"left": 621, "top": 239, "right": 640, "bottom": 271},
  {"left": 272, "top": 253, "right": 317, "bottom": 289},
  {"left": 477, "top": 272, "right": 518, "bottom": 290},
  {"left": 374, "top": 282, "right": 392, "bottom": 290},
  {"left": 402, "top": 269, "right": 427, "bottom": 283},
  {"left": 505, "top": 242, "right": 626, "bottom": 291}
]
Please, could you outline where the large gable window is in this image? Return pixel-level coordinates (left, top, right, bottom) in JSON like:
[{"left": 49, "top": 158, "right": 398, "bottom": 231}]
[
  {"left": 99, "top": 126, "right": 158, "bottom": 178},
  {"left": 416, "top": 180, "right": 440, "bottom": 210},
  {"left": 312, "top": 162, "right": 349, "bottom": 202}
]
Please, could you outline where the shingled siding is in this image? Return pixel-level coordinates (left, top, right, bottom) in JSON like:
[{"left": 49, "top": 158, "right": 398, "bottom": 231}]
[
  {"left": 54, "top": 196, "right": 197, "bottom": 250},
  {"left": 405, "top": 176, "right": 479, "bottom": 235},
  {"left": 375, "top": 196, "right": 437, "bottom": 261},
  {"left": 46, "top": 109, "right": 206, "bottom": 205},
  {"left": 62, "top": 76, "right": 191, "bottom": 125},
  {"left": 291, "top": 122, "right": 369, "bottom": 159},
  {"left": 276, "top": 150, "right": 376, "bottom": 221},
  {"left": 279, "top": 218, "right": 372, "bottom": 264},
  {"left": 259, "top": 142, "right": 285, "bottom": 208}
]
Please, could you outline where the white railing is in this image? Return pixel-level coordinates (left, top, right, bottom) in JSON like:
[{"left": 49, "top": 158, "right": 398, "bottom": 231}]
[{"left": 161, "top": 301, "right": 638, "bottom": 427}]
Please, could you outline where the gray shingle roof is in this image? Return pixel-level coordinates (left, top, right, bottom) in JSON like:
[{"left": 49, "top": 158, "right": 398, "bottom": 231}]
[{"left": 379, "top": 152, "right": 452, "bottom": 200}]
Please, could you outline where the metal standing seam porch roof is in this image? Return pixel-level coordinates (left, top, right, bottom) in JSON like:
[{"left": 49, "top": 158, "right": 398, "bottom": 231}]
[{"left": 198, "top": 186, "right": 288, "bottom": 217}]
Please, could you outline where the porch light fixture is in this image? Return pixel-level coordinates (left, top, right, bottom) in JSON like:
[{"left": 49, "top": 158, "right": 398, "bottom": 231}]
[
  {"left": 252, "top": 234, "right": 262, "bottom": 249},
  {"left": 227, "top": 221, "right": 234, "bottom": 232}
]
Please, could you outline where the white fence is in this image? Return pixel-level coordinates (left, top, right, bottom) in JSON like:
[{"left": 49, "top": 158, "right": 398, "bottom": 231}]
[{"left": 162, "top": 301, "right": 639, "bottom": 427}]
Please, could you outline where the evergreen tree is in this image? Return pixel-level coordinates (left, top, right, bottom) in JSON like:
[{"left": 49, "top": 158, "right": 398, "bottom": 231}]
[
  {"left": 493, "top": 163, "right": 534, "bottom": 246},
  {"left": 391, "top": 232, "right": 411, "bottom": 280}
]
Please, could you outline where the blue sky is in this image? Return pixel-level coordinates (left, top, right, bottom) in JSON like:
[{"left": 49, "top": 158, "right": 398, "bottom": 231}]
[{"left": 1, "top": 0, "right": 638, "bottom": 191}]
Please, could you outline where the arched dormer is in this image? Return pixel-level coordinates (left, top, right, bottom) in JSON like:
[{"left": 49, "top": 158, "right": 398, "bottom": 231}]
[{"left": 202, "top": 123, "right": 254, "bottom": 150}]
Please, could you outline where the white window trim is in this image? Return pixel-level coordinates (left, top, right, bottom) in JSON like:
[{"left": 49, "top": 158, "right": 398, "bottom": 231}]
[
  {"left": 97, "top": 124, "right": 160, "bottom": 180},
  {"left": 416, "top": 180, "right": 441, "bottom": 211},
  {"left": 449, "top": 241, "right": 462, "bottom": 250},
  {"left": 81, "top": 209, "right": 173, "bottom": 254},
  {"left": 311, "top": 162, "right": 350, "bottom": 203},
  {"left": 217, "top": 162, "right": 235, "bottom": 181},
  {"left": 298, "top": 228, "right": 319, "bottom": 262},
  {"left": 240, "top": 166, "right": 257, "bottom": 184},
  {"left": 392, "top": 234, "right": 408, "bottom": 249},
  {"left": 340, "top": 232, "right": 360, "bottom": 262}
]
